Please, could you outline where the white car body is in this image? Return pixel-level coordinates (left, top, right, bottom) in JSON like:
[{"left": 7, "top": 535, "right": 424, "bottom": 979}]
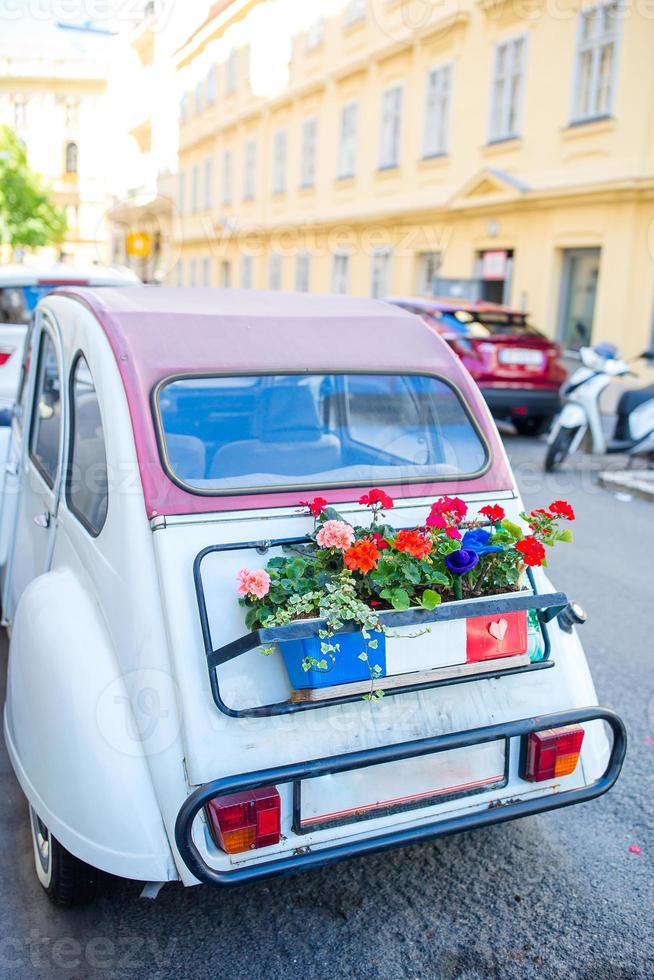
[{"left": 1, "top": 287, "right": 624, "bottom": 895}]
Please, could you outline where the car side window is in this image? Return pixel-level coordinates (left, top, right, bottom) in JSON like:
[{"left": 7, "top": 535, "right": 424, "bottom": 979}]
[
  {"left": 66, "top": 355, "right": 108, "bottom": 536},
  {"left": 29, "top": 331, "right": 62, "bottom": 487}
]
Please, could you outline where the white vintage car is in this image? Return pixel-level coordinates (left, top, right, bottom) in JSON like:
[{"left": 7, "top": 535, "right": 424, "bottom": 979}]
[{"left": 1, "top": 287, "right": 625, "bottom": 906}]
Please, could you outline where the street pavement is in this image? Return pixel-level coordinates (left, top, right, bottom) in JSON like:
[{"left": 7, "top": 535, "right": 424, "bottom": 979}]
[{"left": 0, "top": 433, "right": 652, "bottom": 980}]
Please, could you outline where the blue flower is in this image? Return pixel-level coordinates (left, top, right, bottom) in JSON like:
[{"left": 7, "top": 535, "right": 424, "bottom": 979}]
[
  {"left": 461, "top": 528, "right": 504, "bottom": 557},
  {"left": 445, "top": 549, "right": 480, "bottom": 575}
]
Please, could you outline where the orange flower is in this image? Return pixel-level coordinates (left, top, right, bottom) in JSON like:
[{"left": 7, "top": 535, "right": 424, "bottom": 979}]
[
  {"left": 343, "top": 539, "right": 380, "bottom": 574},
  {"left": 393, "top": 529, "right": 432, "bottom": 560}
]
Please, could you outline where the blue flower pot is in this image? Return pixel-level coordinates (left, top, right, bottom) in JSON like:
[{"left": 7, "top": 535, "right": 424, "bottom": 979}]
[{"left": 279, "top": 630, "right": 387, "bottom": 690}]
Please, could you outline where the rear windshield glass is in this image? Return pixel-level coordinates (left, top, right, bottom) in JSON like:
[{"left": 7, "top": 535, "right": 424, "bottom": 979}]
[
  {"left": 155, "top": 373, "right": 488, "bottom": 494},
  {"left": 447, "top": 310, "right": 543, "bottom": 338}
]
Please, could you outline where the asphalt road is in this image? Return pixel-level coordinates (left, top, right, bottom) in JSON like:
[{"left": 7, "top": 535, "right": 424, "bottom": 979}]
[{"left": 1, "top": 433, "right": 652, "bottom": 980}]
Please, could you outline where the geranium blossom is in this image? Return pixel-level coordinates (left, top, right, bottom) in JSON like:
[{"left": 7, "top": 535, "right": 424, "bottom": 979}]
[
  {"left": 236, "top": 568, "right": 271, "bottom": 599},
  {"left": 549, "top": 500, "right": 575, "bottom": 521},
  {"left": 479, "top": 504, "right": 505, "bottom": 523},
  {"left": 316, "top": 519, "right": 356, "bottom": 551},
  {"left": 516, "top": 537, "right": 546, "bottom": 567},
  {"left": 300, "top": 496, "right": 328, "bottom": 517},
  {"left": 359, "top": 488, "right": 394, "bottom": 510},
  {"left": 343, "top": 539, "right": 380, "bottom": 574},
  {"left": 393, "top": 529, "right": 432, "bottom": 559},
  {"left": 371, "top": 532, "right": 390, "bottom": 550},
  {"left": 426, "top": 496, "right": 467, "bottom": 528}
]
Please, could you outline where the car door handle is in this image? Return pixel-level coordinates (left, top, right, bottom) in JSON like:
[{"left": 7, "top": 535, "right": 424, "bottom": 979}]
[{"left": 33, "top": 512, "right": 50, "bottom": 529}]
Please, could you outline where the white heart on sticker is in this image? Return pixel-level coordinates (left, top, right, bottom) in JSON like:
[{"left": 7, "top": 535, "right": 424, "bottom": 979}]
[{"left": 488, "top": 618, "right": 508, "bottom": 641}]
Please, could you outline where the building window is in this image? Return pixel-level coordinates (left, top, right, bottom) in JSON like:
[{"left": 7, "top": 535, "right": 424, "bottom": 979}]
[
  {"left": 243, "top": 138, "right": 256, "bottom": 200},
  {"left": 222, "top": 149, "right": 233, "bottom": 205},
  {"left": 295, "top": 251, "right": 310, "bottom": 292},
  {"left": 331, "top": 251, "right": 350, "bottom": 294},
  {"left": 220, "top": 260, "right": 231, "bottom": 287},
  {"left": 189, "top": 258, "right": 197, "bottom": 288},
  {"left": 203, "top": 156, "right": 213, "bottom": 210},
  {"left": 207, "top": 64, "right": 217, "bottom": 104},
  {"left": 423, "top": 64, "right": 452, "bottom": 158},
  {"left": 225, "top": 48, "right": 237, "bottom": 94},
  {"left": 176, "top": 259, "right": 184, "bottom": 286},
  {"left": 191, "top": 164, "right": 199, "bottom": 212},
  {"left": 489, "top": 36, "right": 526, "bottom": 142},
  {"left": 300, "top": 117, "right": 317, "bottom": 188},
  {"left": 180, "top": 92, "right": 189, "bottom": 124},
  {"left": 194, "top": 80, "right": 203, "bottom": 115},
  {"left": 177, "top": 170, "right": 185, "bottom": 214},
  {"left": 571, "top": 1, "right": 620, "bottom": 122},
  {"left": 13, "top": 96, "right": 27, "bottom": 129},
  {"left": 202, "top": 257, "right": 211, "bottom": 287},
  {"left": 272, "top": 128, "right": 287, "bottom": 194},
  {"left": 65, "top": 141, "right": 78, "bottom": 175},
  {"left": 345, "top": 0, "right": 367, "bottom": 26},
  {"left": 417, "top": 252, "right": 442, "bottom": 295},
  {"left": 337, "top": 101, "right": 358, "bottom": 179},
  {"left": 378, "top": 84, "right": 403, "bottom": 169},
  {"left": 268, "top": 252, "right": 282, "bottom": 290},
  {"left": 240, "top": 254, "right": 253, "bottom": 288},
  {"left": 371, "top": 247, "right": 393, "bottom": 298},
  {"left": 64, "top": 98, "right": 79, "bottom": 129},
  {"left": 306, "top": 17, "right": 324, "bottom": 49}
]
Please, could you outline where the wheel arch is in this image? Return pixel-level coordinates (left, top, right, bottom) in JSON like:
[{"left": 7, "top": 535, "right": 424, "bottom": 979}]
[{"left": 4, "top": 566, "right": 178, "bottom": 882}]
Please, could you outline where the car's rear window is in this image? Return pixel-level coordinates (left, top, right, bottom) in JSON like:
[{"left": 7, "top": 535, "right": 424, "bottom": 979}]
[
  {"left": 155, "top": 373, "right": 489, "bottom": 494},
  {"left": 448, "top": 310, "right": 543, "bottom": 337}
]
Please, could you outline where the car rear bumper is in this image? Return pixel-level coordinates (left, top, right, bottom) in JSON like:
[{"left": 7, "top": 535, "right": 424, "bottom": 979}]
[
  {"left": 480, "top": 386, "right": 561, "bottom": 420},
  {"left": 175, "top": 706, "right": 626, "bottom": 887}
]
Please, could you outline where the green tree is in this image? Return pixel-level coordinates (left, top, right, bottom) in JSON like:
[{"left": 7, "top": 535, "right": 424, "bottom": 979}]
[{"left": 0, "top": 126, "right": 67, "bottom": 256}]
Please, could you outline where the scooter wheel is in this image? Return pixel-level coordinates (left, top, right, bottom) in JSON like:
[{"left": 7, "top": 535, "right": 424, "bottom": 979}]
[{"left": 544, "top": 427, "right": 577, "bottom": 472}]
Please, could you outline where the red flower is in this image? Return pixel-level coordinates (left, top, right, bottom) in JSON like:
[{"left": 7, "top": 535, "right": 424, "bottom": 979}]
[
  {"left": 359, "top": 488, "right": 394, "bottom": 510},
  {"left": 549, "top": 499, "right": 576, "bottom": 521},
  {"left": 479, "top": 504, "right": 505, "bottom": 523},
  {"left": 300, "top": 496, "right": 328, "bottom": 517},
  {"left": 516, "top": 536, "right": 546, "bottom": 567},
  {"left": 393, "top": 529, "right": 432, "bottom": 560},
  {"left": 445, "top": 526, "right": 461, "bottom": 540},
  {"left": 371, "top": 532, "right": 390, "bottom": 550},
  {"left": 428, "top": 496, "right": 467, "bottom": 522},
  {"left": 343, "top": 539, "right": 380, "bottom": 574}
]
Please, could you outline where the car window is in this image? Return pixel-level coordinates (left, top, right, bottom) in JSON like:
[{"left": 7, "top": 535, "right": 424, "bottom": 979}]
[
  {"left": 66, "top": 355, "right": 108, "bottom": 535},
  {"left": 450, "top": 310, "right": 543, "bottom": 337},
  {"left": 156, "top": 372, "right": 488, "bottom": 494},
  {"left": 29, "top": 331, "right": 62, "bottom": 487}
]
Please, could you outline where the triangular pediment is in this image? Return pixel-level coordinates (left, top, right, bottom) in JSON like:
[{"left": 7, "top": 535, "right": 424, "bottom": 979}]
[{"left": 450, "top": 168, "right": 530, "bottom": 208}]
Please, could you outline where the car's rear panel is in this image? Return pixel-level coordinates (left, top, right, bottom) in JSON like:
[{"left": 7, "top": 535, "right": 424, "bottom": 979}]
[{"left": 153, "top": 493, "right": 617, "bottom": 885}]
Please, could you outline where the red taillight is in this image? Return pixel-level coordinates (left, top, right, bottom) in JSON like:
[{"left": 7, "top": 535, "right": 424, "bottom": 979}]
[
  {"left": 522, "top": 726, "right": 585, "bottom": 782},
  {"left": 0, "top": 346, "right": 15, "bottom": 366},
  {"left": 206, "top": 786, "right": 281, "bottom": 854}
]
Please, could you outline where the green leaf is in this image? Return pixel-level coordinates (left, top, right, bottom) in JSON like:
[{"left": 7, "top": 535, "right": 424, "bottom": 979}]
[
  {"left": 557, "top": 529, "right": 573, "bottom": 543},
  {"left": 501, "top": 519, "right": 524, "bottom": 540},
  {"left": 420, "top": 589, "right": 441, "bottom": 610},
  {"left": 389, "top": 587, "right": 410, "bottom": 611}
]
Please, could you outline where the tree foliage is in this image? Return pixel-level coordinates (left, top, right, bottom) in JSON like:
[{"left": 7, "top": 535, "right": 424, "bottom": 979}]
[{"left": 0, "top": 126, "right": 67, "bottom": 251}]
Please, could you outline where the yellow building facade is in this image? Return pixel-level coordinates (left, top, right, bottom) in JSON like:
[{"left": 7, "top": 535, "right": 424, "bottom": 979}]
[{"left": 174, "top": 0, "right": 654, "bottom": 355}]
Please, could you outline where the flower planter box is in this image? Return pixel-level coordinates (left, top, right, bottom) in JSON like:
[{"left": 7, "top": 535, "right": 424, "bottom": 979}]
[{"left": 277, "top": 592, "right": 537, "bottom": 693}]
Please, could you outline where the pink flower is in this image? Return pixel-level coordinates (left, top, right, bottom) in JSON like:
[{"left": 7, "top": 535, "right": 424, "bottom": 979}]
[
  {"left": 316, "top": 519, "right": 355, "bottom": 551},
  {"left": 236, "top": 568, "right": 271, "bottom": 599},
  {"left": 445, "top": 526, "right": 461, "bottom": 540}
]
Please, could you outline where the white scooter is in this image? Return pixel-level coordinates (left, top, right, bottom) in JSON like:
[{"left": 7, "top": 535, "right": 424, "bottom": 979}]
[{"left": 544, "top": 343, "right": 654, "bottom": 472}]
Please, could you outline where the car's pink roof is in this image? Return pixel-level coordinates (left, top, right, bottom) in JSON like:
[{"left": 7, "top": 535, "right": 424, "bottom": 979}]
[{"left": 56, "top": 287, "right": 514, "bottom": 517}]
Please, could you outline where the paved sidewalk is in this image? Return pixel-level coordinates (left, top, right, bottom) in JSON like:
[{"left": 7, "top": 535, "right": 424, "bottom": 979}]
[{"left": 598, "top": 468, "right": 654, "bottom": 501}]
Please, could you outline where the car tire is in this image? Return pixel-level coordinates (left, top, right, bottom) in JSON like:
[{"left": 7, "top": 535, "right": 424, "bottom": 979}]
[
  {"left": 514, "top": 416, "right": 551, "bottom": 437},
  {"left": 29, "top": 806, "right": 98, "bottom": 907},
  {"left": 544, "top": 427, "right": 577, "bottom": 472}
]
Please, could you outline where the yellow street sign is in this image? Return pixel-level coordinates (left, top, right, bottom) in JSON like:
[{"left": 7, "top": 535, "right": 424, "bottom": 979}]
[{"left": 127, "top": 232, "right": 152, "bottom": 258}]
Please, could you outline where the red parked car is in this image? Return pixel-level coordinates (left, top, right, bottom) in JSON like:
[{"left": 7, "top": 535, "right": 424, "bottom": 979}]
[{"left": 388, "top": 298, "right": 567, "bottom": 436}]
